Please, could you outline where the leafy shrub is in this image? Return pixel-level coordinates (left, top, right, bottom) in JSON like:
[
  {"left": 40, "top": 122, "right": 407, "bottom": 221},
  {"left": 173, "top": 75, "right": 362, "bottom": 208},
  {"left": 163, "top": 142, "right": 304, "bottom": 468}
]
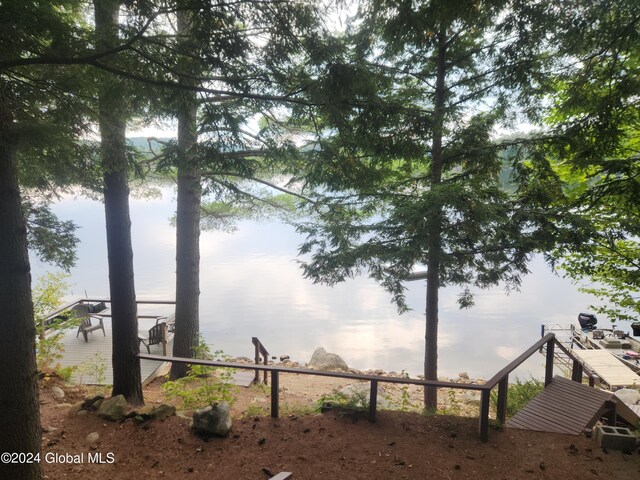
[
  {"left": 162, "top": 337, "right": 237, "bottom": 409},
  {"left": 33, "top": 272, "right": 81, "bottom": 374}
]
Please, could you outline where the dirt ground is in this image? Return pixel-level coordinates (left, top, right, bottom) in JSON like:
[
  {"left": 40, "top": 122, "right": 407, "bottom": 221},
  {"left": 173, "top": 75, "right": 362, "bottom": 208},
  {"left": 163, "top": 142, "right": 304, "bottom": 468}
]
[{"left": 39, "top": 374, "right": 640, "bottom": 480}]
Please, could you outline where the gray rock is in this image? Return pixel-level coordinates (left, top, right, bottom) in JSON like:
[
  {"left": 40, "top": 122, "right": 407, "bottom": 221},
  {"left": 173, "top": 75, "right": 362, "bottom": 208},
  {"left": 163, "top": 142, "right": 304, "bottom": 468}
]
[
  {"left": 192, "top": 402, "right": 232, "bottom": 437},
  {"left": 308, "top": 347, "right": 348, "bottom": 371},
  {"left": 96, "top": 395, "right": 128, "bottom": 421},
  {"left": 133, "top": 404, "right": 176, "bottom": 420},
  {"left": 68, "top": 401, "right": 84, "bottom": 416},
  {"left": 614, "top": 388, "right": 640, "bottom": 405},
  {"left": 460, "top": 391, "right": 481, "bottom": 404},
  {"left": 51, "top": 386, "right": 65, "bottom": 400},
  {"left": 86, "top": 432, "right": 100, "bottom": 444},
  {"left": 82, "top": 395, "right": 105, "bottom": 410},
  {"left": 458, "top": 372, "right": 469, "bottom": 380}
]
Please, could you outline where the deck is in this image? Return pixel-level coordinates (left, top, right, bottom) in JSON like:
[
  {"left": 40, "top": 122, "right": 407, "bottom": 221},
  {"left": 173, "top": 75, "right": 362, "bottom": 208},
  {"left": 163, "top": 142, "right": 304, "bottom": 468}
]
[
  {"left": 55, "top": 316, "right": 174, "bottom": 386},
  {"left": 571, "top": 349, "right": 640, "bottom": 389},
  {"left": 54, "top": 310, "right": 256, "bottom": 388}
]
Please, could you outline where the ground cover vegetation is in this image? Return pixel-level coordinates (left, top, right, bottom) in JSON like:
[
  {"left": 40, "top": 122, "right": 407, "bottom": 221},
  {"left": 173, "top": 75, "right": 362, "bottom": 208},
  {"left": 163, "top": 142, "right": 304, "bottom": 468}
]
[{"left": 1, "top": 1, "right": 639, "bottom": 478}]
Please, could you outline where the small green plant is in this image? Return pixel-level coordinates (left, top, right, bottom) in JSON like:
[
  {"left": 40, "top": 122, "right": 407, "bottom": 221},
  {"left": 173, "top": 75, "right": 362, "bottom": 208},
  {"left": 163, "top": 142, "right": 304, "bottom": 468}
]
[
  {"left": 440, "top": 389, "right": 462, "bottom": 415},
  {"left": 78, "top": 352, "right": 107, "bottom": 386},
  {"left": 243, "top": 403, "right": 270, "bottom": 417},
  {"left": 32, "top": 272, "right": 82, "bottom": 376},
  {"left": 381, "top": 371, "right": 417, "bottom": 413},
  {"left": 162, "top": 337, "right": 238, "bottom": 409},
  {"left": 490, "top": 376, "right": 544, "bottom": 420},
  {"left": 316, "top": 383, "right": 369, "bottom": 413},
  {"left": 397, "top": 371, "right": 416, "bottom": 412},
  {"left": 56, "top": 366, "right": 77, "bottom": 382}
]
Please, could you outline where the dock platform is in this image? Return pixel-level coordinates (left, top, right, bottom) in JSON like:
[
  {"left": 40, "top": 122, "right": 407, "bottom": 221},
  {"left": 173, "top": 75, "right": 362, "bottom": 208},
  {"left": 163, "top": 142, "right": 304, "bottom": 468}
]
[
  {"left": 55, "top": 316, "right": 174, "bottom": 386},
  {"left": 571, "top": 349, "right": 640, "bottom": 390}
]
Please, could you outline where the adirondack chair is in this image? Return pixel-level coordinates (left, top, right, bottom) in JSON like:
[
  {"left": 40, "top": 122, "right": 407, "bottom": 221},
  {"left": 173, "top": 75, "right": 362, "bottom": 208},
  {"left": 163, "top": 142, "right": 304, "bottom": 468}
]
[
  {"left": 74, "top": 304, "right": 106, "bottom": 342},
  {"left": 139, "top": 321, "right": 168, "bottom": 355}
]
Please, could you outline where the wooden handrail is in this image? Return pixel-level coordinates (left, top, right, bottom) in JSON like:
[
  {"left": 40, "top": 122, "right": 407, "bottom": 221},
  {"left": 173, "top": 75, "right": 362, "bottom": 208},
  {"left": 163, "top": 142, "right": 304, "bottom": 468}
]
[
  {"left": 138, "top": 333, "right": 560, "bottom": 442},
  {"left": 43, "top": 298, "right": 176, "bottom": 321},
  {"left": 485, "top": 334, "right": 555, "bottom": 389},
  {"left": 252, "top": 337, "right": 269, "bottom": 385}
]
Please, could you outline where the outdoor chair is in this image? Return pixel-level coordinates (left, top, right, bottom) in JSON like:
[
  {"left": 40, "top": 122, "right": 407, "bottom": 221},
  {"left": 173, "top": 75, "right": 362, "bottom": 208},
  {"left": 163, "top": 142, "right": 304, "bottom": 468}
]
[
  {"left": 139, "top": 321, "right": 168, "bottom": 355},
  {"left": 74, "top": 304, "right": 106, "bottom": 342}
]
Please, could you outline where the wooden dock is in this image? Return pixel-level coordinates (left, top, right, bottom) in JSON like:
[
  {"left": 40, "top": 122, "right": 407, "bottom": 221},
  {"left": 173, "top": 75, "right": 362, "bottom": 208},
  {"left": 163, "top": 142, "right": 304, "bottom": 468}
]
[
  {"left": 55, "top": 317, "right": 174, "bottom": 386},
  {"left": 54, "top": 313, "right": 256, "bottom": 388},
  {"left": 571, "top": 349, "right": 640, "bottom": 389}
]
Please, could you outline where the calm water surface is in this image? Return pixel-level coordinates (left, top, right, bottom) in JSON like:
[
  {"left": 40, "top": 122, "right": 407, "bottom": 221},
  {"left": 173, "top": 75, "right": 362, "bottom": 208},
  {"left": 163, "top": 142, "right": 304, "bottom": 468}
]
[{"left": 29, "top": 188, "right": 606, "bottom": 380}]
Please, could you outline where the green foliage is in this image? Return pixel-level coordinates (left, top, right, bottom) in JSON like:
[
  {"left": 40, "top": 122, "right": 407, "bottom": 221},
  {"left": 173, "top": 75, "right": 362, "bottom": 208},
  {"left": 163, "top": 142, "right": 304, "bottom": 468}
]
[
  {"left": 162, "top": 338, "right": 238, "bottom": 409},
  {"left": 316, "top": 384, "right": 369, "bottom": 413},
  {"left": 490, "top": 377, "right": 544, "bottom": 420},
  {"left": 78, "top": 352, "right": 107, "bottom": 386},
  {"left": 295, "top": 1, "right": 568, "bottom": 317},
  {"left": 56, "top": 366, "right": 76, "bottom": 382},
  {"left": 540, "top": 0, "right": 640, "bottom": 321},
  {"left": 439, "top": 389, "right": 462, "bottom": 416},
  {"left": 25, "top": 202, "right": 78, "bottom": 270},
  {"left": 33, "top": 272, "right": 78, "bottom": 371}
]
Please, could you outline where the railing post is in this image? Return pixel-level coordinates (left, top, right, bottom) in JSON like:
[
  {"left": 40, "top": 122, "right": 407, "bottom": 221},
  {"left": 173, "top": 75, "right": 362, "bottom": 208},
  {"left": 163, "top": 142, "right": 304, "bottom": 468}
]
[
  {"left": 604, "top": 400, "right": 617, "bottom": 426},
  {"left": 571, "top": 360, "right": 583, "bottom": 382},
  {"left": 252, "top": 337, "right": 260, "bottom": 384},
  {"left": 544, "top": 338, "right": 555, "bottom": 386},
  {"left": 263, "top": 350, "right": 268, "bottom": 385},
  {"left": 496, "top": 375, "right": 508, "bottom": 425},
  {"left": 369, "top": 380, "right": 378, "bottom": 423},
  {"left": 271, "top": 370, "right": 279, "bottom": 418},
  {"left": 479, "top": 389, "right": 490, "bottom": 442}
]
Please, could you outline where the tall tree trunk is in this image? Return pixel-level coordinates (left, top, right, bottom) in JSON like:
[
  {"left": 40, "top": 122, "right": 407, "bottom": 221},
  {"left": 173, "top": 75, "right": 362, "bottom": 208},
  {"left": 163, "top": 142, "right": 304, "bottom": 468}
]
[
  {"left": 0, "top": 81, "right": 42, "bottom": 480},
  {"left": 95, "top": 0, "right": 143, "bottom": 404},
  {"left": 171, "top": 9, "right": 201, "bottom": 379},
  {"left": 423, "top": 29, "right": 447, "bottom": 411}
]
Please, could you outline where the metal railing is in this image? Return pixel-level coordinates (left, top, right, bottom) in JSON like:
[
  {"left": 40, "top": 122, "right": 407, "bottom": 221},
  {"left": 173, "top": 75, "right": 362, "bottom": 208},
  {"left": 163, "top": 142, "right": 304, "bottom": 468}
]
[{"left": 138, "top": 333, "right": 565, "bottom": 441}]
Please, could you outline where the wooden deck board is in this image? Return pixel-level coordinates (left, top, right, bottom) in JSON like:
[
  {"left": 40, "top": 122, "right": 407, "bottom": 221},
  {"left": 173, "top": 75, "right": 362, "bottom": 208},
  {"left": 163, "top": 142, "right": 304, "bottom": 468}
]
[
  {"left": 232, "top": 370, "right": 256, "bottom": 387},
  {"left": 571, "top": 350, "right": 640, "bottom": 388},
  {"left": 506, "top": 376, "right": 613, "bottom": 435}
]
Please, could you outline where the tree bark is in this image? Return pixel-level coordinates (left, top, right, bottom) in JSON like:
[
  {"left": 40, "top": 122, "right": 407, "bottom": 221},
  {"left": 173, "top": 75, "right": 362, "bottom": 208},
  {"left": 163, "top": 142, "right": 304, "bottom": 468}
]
[
  {"left": 423, "top": 29, "right": 447, "bottom": 411},
  {"left": 95, "top": 0, "right": 143, "bottom": 404},
  {"left": 0, "top": 81, "right": 42, "bottom": 480},
  {"left": 171, "top": 9, "right": 201, "bottom": 379}
]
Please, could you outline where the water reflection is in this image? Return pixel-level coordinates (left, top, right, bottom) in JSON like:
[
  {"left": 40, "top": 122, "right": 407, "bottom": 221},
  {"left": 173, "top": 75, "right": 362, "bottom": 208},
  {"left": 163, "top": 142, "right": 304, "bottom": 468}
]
[{"left": 29, "top": 188, "right": 602, "bottom": 380}]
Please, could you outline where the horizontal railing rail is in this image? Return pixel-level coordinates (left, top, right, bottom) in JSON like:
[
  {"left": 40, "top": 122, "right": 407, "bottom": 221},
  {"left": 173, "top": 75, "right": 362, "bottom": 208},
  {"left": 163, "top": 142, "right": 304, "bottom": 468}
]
[
  {"left": 44, "top": 298, "right": 176, "bottom": 321},
  {"left": 137, "top": 332, "right": 589, "bottom": 442},
  {"left": 139, "top": 334, "right": 557, "bottom": 442}
]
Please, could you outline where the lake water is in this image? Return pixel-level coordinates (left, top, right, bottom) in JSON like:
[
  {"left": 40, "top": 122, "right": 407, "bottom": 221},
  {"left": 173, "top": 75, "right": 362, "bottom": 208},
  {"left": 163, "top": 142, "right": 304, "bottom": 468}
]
[{"left": 29, "top": 187, "right": 606, "bottom": 380}]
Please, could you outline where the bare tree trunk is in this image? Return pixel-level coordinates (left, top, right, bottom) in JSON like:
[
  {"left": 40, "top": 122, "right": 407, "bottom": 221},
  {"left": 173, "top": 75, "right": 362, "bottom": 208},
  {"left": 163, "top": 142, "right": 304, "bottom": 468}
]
[
  {"left": 95, "top": 0, "right": 143, "bottom": 404},
  {"left": 0, "top": 81, "right": 42, "bottom": 480},
  {"left": 423, "top": 30, "right": 447, "bottom": 411},
  {"left": 170, "top": 10, "right": 201, "bottom": 379}
]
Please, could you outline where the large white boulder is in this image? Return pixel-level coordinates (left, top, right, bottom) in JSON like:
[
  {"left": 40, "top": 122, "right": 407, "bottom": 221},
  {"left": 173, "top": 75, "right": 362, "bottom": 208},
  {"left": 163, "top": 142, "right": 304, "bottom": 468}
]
[
  {"left": 614, "top": 388, "right": 640, "bottom": 405},
  {"left": 308, "top": 347, "right": 349, "bottom": 371}
]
